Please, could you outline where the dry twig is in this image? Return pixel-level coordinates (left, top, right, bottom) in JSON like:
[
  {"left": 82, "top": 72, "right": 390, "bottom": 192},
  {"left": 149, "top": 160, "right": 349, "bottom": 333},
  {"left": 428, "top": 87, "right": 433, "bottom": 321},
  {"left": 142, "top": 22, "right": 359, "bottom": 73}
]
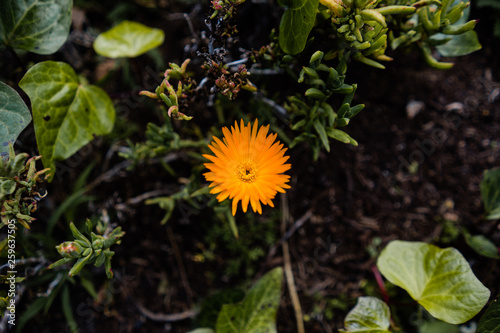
[{"left": 281, "top": 193, "right": 305, "bottom": 333}]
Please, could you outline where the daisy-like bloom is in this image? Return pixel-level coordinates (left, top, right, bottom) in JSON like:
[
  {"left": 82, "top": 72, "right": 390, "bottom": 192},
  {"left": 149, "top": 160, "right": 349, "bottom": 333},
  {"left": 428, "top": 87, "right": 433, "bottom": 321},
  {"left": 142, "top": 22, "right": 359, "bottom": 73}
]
[{"left": 203, "top": 119, "right": 291, "bottom": 215}]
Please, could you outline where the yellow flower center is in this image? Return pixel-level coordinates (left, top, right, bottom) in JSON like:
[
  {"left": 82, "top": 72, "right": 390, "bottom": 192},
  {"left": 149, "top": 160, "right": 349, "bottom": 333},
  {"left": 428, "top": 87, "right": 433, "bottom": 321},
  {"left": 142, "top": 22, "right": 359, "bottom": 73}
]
[{"left": 237, "top": 161, "right": 258, "bottom": 183}]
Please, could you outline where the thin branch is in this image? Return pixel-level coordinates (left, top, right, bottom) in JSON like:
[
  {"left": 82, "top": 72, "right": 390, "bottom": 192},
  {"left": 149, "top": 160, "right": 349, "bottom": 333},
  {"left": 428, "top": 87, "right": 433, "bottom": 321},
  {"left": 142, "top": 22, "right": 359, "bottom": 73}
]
[
  {"left": 281, "top": 193, "right": 305, "bottom": 333},
  {"left": 136, "top": 302, "right": 198, "bottom": 322},
  {"left": 267, "top": 209, "right": 312, "bottom": 259}
]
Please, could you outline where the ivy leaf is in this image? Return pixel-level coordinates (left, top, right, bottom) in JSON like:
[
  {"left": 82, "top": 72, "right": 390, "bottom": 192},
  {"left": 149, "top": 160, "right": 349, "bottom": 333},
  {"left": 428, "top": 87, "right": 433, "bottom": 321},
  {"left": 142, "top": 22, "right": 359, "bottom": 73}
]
[
  {"left": 463, "top": 231, "right": 500, "bottom": 259},
  {"left": 215, "top": 267, "right": 283, "bottom": 333},
  {"left": 0, "top": 0, "right": 72, "bottom": 55},
  {"left": 0, "top": 81, "right": 32, "bottom": 156},
  {"left": 19, "top": 61, "right": 115, "bottom": 180},
  {"left": 377, "top": 240, "right": 490, "bottom": 324},
  {"left": 93, "top": 20, "right": 165, "bottom": 58},
  {"left": 278, "top": 0, "right": 319, "bottom": 55},
  {"left": 418, "top": 321, "right": 459, "bottom": 333},
  {"left": 477, "top": 295, "right": 500, "bottom": 333},
  {"left": 481, "top": 167, "right": 500, "bottom": 220},
  {"left": 436, "top": 30, "right": 482, "bottom": 57},
  {"left": 339, "top": 297, "right": 391, "bottom": 333}
]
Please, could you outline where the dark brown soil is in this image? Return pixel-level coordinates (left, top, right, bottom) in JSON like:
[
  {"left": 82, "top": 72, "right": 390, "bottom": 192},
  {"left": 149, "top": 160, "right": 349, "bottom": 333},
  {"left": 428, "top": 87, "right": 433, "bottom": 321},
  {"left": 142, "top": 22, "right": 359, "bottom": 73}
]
[{"left": 2, "top": 1, "right": 499, "bottom": 332}]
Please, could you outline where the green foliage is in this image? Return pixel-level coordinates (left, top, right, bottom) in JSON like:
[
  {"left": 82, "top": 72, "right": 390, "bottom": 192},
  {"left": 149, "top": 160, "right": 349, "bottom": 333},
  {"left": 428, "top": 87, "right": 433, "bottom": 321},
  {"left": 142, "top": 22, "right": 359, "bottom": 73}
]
[
  {"left": 93, "top": 20, "right": 165, "bottom": 58},
  {"left": 481, "top": 167, "right": 500, "bottom": 220},
  {"left": 19, "top": 61, "right": 116, "bottom": 180},
  {"left": 200, "top": 214, "right": 277, "bottom": 278},
  {"left": 49, "top": 219, "right": 125, "bottom": 278},
  {"left": 278, "top": 0, "right": 320, "bottom": 55},
  {"left": 463, "top": 230, "right": 500, "bottom": 259},
  {"left": 477, "top": 295, "right": 500, "bottom": 333},
  {"left": 339, "top": 296, "right": 391, "bottom": 333},
  {"left": 287, "top": 51, "right": 362, "bottom": 158},
  {"left": 215, "top": 267, "right": 283, "bottom": 333},
  {"left": 418, "top": 320, "right": 459, "bottom": 333},
  {"left": 377, "top": 240, "right": 490, "bottom": 324},
  {"left": 0, "top": 144, "right": 50, "bottom": 228},
  {"left": 196, "top": 289, "right": 245, "bottom": 329},
  {"left": 0, "top": 81, "right": 31, "bottom": 155},
  {"left": 435, "top": 30, "right": 481, "bottom": 56},
  {"left": 0, "top": 0, "right": 72, "bottom": 55},
  {"left": 388, "top": 0, "right": 481, "bottom": 68}
]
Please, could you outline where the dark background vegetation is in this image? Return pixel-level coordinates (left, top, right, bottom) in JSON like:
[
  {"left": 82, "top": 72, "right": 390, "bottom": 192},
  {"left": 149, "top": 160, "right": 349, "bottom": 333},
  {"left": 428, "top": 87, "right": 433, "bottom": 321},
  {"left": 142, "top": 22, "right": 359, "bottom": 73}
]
[{"left": 1, "top": 0, "right": 499, "bottom": 331}]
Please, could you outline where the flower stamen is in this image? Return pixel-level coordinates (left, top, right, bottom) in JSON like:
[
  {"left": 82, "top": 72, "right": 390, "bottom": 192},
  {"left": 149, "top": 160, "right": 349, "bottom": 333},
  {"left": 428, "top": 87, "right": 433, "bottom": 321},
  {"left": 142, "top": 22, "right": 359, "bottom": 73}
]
[{"left": 238, "top": 161, "right": 258, "bottom": 183}]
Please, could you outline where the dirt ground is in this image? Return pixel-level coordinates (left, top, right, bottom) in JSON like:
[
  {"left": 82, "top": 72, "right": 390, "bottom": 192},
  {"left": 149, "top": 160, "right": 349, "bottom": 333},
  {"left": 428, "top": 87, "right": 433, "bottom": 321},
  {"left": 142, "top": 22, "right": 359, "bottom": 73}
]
[{"left": 3, "top": 1, "right": 499, "bottom": 332}]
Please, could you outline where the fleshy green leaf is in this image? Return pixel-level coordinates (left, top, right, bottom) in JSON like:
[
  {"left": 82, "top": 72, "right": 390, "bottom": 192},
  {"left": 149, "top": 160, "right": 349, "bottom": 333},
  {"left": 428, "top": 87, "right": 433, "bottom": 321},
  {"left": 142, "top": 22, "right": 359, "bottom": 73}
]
[
  {"left": 436, "top": 31, "right": 482, "bottom": 57},
  {"left": 477, "top": 295, "right": 500, "bottom": 333},
  {"left": 481, "top": 167, "right": 500, "bottom": 220},
  {"left": 278, "top": 0, "right": 319, "bottom": 55},
  {"left": 19, "top": 61, "right": 115, "bottom": 179},
  {"left": 314, "top": 119, "right": 330, "bottom": 152},
  {"left": 326, "top": 128, "right": 358, "bottom": 146},
  {"left": 187, "top": 330, "right": 215, "bottom": 333},
  {"left": 0, "top": 0, "right": 72, "bottom": 55},
  {"left": 93, "top": 20, "right": 165, "bottom": 58},
  {"left": 0, "top": 81, "right": 31, "bottom": 156},
  {"left": 339, "top": 296, "right": 391, "bottom": 333},
  {"left": 377, "top": 241, "right": 490, "bottom": 324},
  {"left": 215, "top": 267, "right": 283, "bottom": 333}
]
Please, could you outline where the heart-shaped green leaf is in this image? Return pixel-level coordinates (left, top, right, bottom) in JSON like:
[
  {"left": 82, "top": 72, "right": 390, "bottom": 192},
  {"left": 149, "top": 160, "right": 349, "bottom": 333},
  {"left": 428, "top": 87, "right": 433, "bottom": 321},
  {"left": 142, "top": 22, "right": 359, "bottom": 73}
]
[
  {"left": 0, "top": 0, "right": 72, "bottom": 55},
  {"left": 19, "top": 61, "right": 115, "bottom": 179},
  {"left": 215, "top": 267, "right": 283, "bottom": 333},
  {"left": 0, "top": 81, "right": 32, "bottom": 156},
  {"left": 339, "top": 297, "right": 391, "bottom": 333},
  {"left": 278, "top": 0, "right": 319, "bottom": 55},
  {"left": 436, "top": 30, "right": 482, "bottom": 57},
  {"left": 481, "top": 167, "right": 500, "bottom": 220},
  {"left": 464, "top": 231, "right": 500, "bottom": 259},
  {"left": 377, "top": 241, "right": 490, "bottom": 324},
  {"left": 93, "top": 20, "right": 165, "bottom": 58},
  {"left": 477, "top": 295, "right": 500, "bottom": 333}
]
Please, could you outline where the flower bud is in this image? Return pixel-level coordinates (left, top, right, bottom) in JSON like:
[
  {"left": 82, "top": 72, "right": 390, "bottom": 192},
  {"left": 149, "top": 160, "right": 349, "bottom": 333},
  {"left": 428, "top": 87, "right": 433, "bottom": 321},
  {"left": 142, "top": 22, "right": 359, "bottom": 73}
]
[{"left": 56, "top": 241, "right": 84, "bottom": 258}]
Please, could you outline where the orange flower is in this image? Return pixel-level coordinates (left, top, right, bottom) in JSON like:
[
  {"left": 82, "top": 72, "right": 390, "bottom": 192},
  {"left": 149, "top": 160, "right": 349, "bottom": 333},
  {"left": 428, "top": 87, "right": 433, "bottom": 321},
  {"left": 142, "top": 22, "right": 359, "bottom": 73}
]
[{"left": 203, "top": 119, "right": 291, "bottom": 215}]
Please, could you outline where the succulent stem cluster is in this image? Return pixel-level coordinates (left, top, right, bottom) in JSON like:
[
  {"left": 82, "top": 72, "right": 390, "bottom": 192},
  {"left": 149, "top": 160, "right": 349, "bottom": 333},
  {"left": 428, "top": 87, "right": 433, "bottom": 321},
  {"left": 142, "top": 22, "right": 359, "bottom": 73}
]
[
  {"left": 50, "top": 219, "right": 125, "bottom": 278},
  {"left": 140, "top": 59, "right": 195, "bottom": 121},
  {"left": 0, "top": 144, "right": 50, "bottom": 229}
]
